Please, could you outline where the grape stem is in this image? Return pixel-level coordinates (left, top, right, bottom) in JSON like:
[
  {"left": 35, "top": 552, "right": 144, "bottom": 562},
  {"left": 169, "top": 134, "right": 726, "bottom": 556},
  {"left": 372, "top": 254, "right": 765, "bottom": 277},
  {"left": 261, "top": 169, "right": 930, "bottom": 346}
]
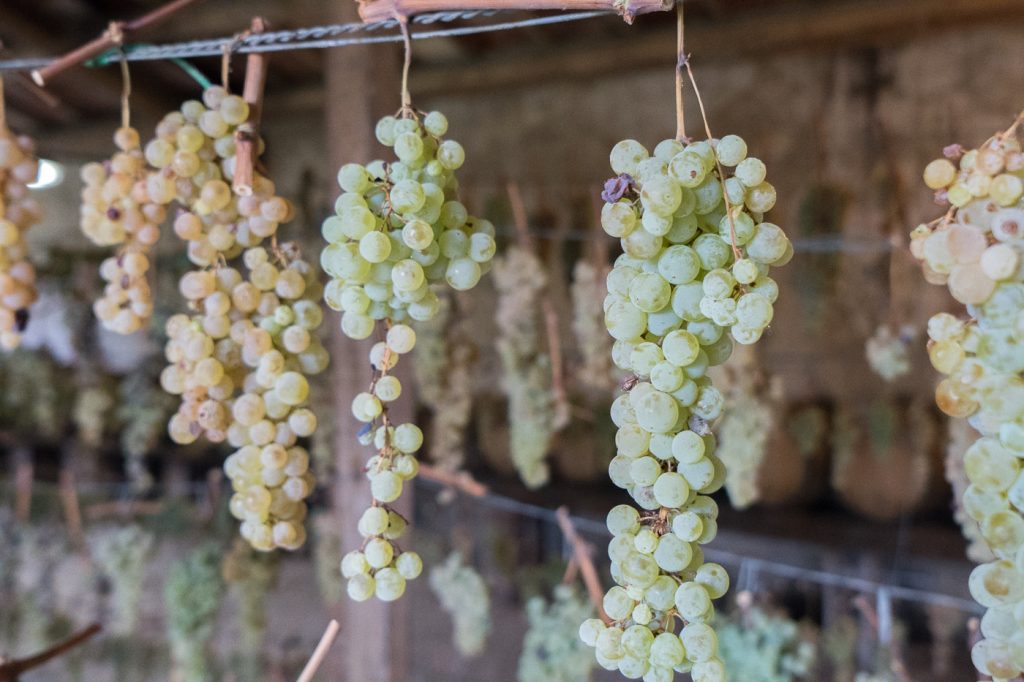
[
  {"left": 682, "top": 56, "right": 744, "bottom": 262},
  {"left": 0, "top": 623, "right": 102, "bottom": 680},
  {"left": 674, "top": 0, "right": 686, "bottom": 142},
  {"left": 220, "top": 27, "right": 252, "bottom": 93},
  {"left": 295, "top": 619, "right": 341, "bottom": 682},
  {"left": 232, "top": 17, "right": 269, "bottom": 197},
  {"left": 418, "top": 463, "right": 488, "bottom": 497},
  {"left": 396, "top": 13, "right": 414, "bottom": 117},
  {"left": 555, "top": 506, "right": 611, "bottom": 624},
  {"left": 30, "top": 0, "right": 204, "bottom": 86},
  {"left": 116, "top": 40, "right": 131, "bottom": 130}
]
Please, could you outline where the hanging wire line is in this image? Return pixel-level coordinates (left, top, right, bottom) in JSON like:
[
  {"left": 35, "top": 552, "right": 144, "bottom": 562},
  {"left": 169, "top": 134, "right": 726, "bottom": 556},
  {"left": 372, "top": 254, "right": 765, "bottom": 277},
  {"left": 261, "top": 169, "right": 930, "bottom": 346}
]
[
  {"left": 8, "top": 472, "right": 980, "bottom": 613},
  {"left": 0, "top": 9, "right": 610, "bottom": 72},
  {"left": 415, "top": 475, "right": 985, "bottom": 614}
]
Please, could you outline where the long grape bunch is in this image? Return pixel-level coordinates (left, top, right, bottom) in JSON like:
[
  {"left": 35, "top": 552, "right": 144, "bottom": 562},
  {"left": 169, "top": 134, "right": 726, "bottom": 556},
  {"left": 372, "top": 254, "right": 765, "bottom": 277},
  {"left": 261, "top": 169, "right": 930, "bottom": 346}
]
[
  {"left": 222, "top": 245, "right": 327, "bottom": 551},
  {"left": 518, "top": 584, "right": 597, "bottom": 682},
  {"left": 80, "top": 126, "right": 164, "bottom": 333},
  {"left": 152, "top": 86, "right": 326, "bottom": 551},
  {"left": 324, "top": 109, "right": 494, "bottom": 601},
  {"left": 90, "top": 524, "right": 155, "bottom": 637},
  {"left": 910, "top": 117, "right": 1024, "bottom": 681},
  {"left": 580, "top": 134, "right": 791, "bottom": 682},
  {"left": 0, "top": 120, "right": 41, "bottom": 350},
  {"left": 494, "top": 246, "right": 557, "bottom": 488}
]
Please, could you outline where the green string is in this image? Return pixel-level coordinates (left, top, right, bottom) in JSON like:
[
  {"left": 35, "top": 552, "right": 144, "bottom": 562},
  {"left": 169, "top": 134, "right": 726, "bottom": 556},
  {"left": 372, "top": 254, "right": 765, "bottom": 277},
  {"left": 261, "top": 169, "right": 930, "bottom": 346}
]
[{"left": 85, "top": 44, "right": 212, "bottom": 89}]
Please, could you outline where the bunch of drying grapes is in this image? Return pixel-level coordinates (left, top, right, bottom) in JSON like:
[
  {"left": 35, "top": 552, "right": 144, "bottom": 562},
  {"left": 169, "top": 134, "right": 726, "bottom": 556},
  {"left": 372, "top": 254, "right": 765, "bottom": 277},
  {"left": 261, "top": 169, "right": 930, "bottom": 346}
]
[
  {"left": 580, "top": 134, "right": 791, "bottom": 682},
  {"left": 223, "top": 245, "right": 327, "bottom": 551},
  {"left": 0, "top": 122, "right": 41, "bottom": 350},
  {"left": 324, "top": 109, "right": 494, "bottom": 600},
  {"left": 911, "top": 116, "right": 1024, "bottom": 680},
  {"left": 153, "top": 86, "right": 325, "bottom": 552},
  {"left": 81, "top": 126, "right": 164, "bottom": 333}
]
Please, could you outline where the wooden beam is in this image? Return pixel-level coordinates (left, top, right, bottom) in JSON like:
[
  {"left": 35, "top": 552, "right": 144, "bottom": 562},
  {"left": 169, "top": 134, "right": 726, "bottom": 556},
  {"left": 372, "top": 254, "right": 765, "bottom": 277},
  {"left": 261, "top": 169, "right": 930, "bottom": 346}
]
[
  {"left": 407, "top": 0, "right": 1024, "bottom": 96},
  {"left": 253, "top": 0, "right": 1024, "bottom": 112},
  {"left": 0, "top": 8, "right": 170, "bottom": 123}
]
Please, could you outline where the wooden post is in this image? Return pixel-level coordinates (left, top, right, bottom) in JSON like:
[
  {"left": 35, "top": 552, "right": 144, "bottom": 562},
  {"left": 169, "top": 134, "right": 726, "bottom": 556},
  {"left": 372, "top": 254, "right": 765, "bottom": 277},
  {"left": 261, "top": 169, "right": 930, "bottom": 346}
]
[
  {"left": 13, "top": 446, "right": 32, "bottom": 522},
  {"left": 324, "top": 2, "right": 408, "bottom": 679}
]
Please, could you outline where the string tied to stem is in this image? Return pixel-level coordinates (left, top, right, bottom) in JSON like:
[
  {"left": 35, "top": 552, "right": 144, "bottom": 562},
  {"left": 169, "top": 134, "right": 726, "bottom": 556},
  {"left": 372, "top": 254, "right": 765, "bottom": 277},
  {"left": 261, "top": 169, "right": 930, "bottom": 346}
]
[{"left": 220, "top": 28, "right": 252, "bottom": 92}]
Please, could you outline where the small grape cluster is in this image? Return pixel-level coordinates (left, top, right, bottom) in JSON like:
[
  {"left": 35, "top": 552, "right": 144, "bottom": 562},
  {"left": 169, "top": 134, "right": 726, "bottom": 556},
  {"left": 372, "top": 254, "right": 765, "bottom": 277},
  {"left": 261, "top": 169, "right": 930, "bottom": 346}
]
[
  {"left": 0, "top": 126, "right": 41, "bottom": 350},
  {"left": 340, "top": 323, "right": 424, "bottom": 601},
  {"left": 911, "top": 121, "right": 1024, "bottom": 680},
  {"left": 716, "top": 605, "right": 817, "bottom": 680},
  {"left": 865, "top": 323, "right": 913, "bottom": 382},
  {"left": 81, "top": 126, "right": 164, "bottom": 333},
  {"left": 321, "top": 110, "right": 496, "bottom": 334},
  {"left": 323, "top": 109, "right": 494, "bottom": 601},
  {"left": 580, "top": 134, "right": 791, "bottom": 682},
  {"left": 518, "top": 584, "right": 596, "bottom": 682},
  {"left": 428, "top": 551, "right": 492, "bottom": 657}
]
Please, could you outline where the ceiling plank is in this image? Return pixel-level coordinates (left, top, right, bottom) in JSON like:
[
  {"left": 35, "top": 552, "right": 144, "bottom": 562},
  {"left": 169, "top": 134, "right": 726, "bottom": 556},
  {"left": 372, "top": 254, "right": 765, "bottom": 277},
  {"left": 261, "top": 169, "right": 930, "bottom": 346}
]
[{"left": 410, "top": 0, "right": 1024, "bottom": 96}]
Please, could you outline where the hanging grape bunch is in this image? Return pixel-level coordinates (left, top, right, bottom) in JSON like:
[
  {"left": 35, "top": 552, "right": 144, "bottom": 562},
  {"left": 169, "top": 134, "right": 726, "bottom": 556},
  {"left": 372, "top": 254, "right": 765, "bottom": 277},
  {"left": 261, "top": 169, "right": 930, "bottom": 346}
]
[
  {"left": 325, "top": 108, "right": 495, "bottom": 602},
  {"left": 150, "top": 85, "right": 326, "bottom": 551},
  {"left": 910, "top": 115, "right": 1024, "bottom": 680},
  {"left": 0, "top": 78, "right": 41, "bottom": 350},
  {"left": 80, "top": 115, "right": 164, "bottom": 334},
  {"left": 580, "top": 134, "right": 791, "bottom": 682}
]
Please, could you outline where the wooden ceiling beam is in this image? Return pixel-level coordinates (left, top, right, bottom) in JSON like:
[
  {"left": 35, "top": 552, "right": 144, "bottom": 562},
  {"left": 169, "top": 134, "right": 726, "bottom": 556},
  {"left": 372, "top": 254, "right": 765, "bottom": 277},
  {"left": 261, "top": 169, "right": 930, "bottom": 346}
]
[
  {"left": 0, "top": 7, "right": 170, "bottom": 123},
  {"left": 409, "top": 0, "right": 1024, "bottom": 96}
]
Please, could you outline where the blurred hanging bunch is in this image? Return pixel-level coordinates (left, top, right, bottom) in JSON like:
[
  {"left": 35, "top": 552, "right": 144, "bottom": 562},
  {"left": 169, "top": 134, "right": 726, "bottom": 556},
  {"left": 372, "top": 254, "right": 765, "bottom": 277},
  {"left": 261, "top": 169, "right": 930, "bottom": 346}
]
[
  {"left": 165, "top": 543, "right": 224, "bottom": 682},
  {"left": 571, "top": 259, "right": 617, "bottom": 393},
  {"left": 712, "top": 344, "right": 775, "bottom": 509},
  {"left": 90, "top": 524, "right": 155, "bottom": 637},
  {"left": 865, "top": 323, "right": 914, "bottom": 382},
  {"left": 0, "top": 75, "right": 42, "bottom": 350},
  {"left": 494, "top": 244, "right": 558, "bottom": 489},
  {"left": 716, "top": 604, "right": 818, "bottom": 681},
  {"left": 429, "top": 551, "right": 492, "bottom": 657},
  {"left": 222, "top": 538, "right": 279, "bottom": 654},
  {"left": 518, "top": 584, "right": 596, "bottom": 682}
]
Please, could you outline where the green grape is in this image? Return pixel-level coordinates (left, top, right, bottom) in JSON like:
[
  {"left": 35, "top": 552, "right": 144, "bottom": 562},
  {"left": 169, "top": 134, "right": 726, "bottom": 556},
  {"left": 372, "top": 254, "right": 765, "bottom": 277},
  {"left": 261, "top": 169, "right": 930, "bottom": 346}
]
[{"left": 911, "top": 113, "right": 1024, "bottom": 679}]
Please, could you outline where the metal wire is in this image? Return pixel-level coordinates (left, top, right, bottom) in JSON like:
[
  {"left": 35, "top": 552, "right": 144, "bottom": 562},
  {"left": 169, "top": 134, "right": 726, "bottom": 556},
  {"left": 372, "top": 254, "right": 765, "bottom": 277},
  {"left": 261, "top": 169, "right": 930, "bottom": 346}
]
[
  {"left": 415, "top": 475, "right": 985, "bottom": 614},
  {"left": 0, "top": 10, "right": 611, "bottom": 71}
]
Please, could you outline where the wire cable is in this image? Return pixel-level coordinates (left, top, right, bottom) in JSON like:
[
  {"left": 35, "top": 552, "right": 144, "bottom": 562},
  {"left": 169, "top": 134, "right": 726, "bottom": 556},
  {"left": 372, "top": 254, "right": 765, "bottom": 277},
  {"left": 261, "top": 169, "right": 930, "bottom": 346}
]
[
  {"left": 415, "top": 475, "right": 985, "bottom": 614},
  {"left": 0, "top": 10, "right": 610, "bottom": 72}
]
